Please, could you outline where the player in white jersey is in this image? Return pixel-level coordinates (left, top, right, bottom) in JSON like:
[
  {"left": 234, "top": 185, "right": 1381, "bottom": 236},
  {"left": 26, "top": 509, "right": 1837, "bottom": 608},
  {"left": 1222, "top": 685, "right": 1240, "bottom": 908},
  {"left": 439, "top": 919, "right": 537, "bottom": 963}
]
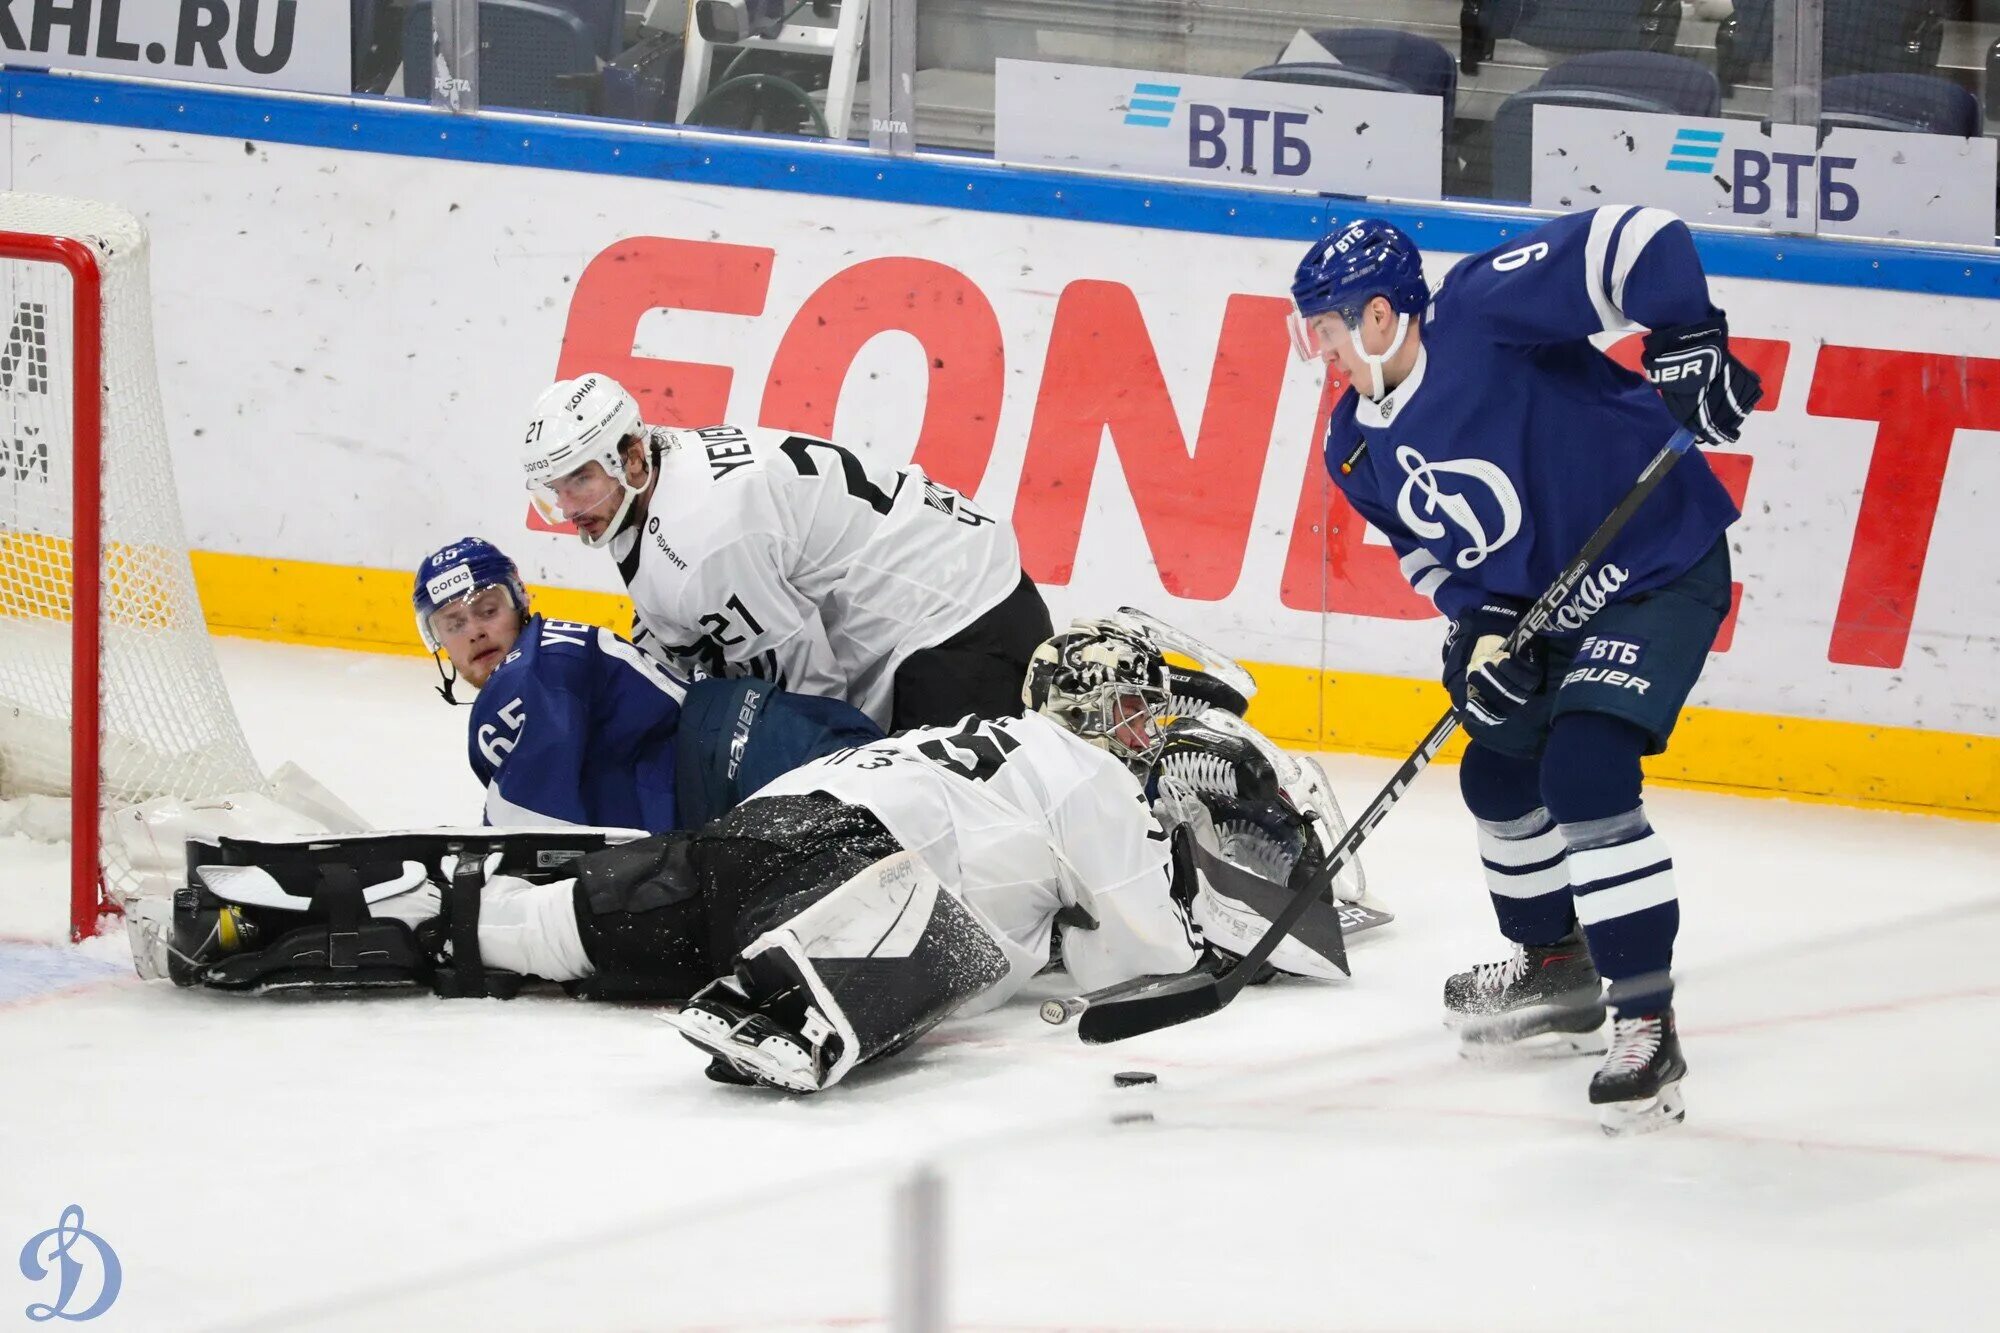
[
  {"left": 145, "top": 624, "right": 1353, "bottom": 1092},
  {"left": 520, "top": 373, "right": 1052, "bottom": 730}
]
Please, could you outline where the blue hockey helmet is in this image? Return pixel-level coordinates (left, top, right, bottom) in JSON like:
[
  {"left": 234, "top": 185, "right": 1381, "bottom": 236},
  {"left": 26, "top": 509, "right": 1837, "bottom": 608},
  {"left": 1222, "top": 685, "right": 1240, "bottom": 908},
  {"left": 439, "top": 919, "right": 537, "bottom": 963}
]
[
  {"left": 1290, "top": 218, "right": 1429, "bottom": 326},
  {"left": 1290, "top": 219, "right": 1430, "bottom": 399},
  {"left": 412, "top": 537, "right": 530, "bottom": 653}
]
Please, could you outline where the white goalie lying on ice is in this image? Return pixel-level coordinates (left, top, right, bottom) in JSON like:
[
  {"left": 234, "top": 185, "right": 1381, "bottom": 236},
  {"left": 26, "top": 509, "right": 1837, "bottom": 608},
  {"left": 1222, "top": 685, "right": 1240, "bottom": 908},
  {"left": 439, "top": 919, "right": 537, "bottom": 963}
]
[{"left": 126, "top": 616, "right": 1388, "bottom": 1095}]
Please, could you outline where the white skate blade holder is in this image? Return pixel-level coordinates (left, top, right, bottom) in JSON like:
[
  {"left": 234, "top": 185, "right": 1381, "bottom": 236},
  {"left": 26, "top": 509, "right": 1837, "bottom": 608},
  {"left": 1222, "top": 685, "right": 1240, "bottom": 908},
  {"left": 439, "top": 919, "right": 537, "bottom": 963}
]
[
  {"left": 1598, "top": 1079, "right": 1686, "bottom": 1137},
  {"left": 658, "top": 1008, "right": 822, "bottom": 1095}
]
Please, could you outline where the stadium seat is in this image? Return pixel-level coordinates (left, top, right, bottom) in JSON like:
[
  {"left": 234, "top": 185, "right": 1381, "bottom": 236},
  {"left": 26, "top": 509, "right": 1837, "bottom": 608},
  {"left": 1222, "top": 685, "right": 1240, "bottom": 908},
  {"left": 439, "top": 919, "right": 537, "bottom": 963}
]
[
  {"left": 1820, "top": 72, "right": 1980, "bottom": 137},
  {"left": 1718, "top": 0, "right": 1946, "bottom": 95},
  {"left": 1305, "top": 28, "right": 1458, "bottom": 107},
  {"left": 600, "top": 29, "right": 685, "bottom": 122},
  {"left": 543, "top": 0, "right": 624, "bottom": 60},
  {"left": 1490, "top": 51, "right": 1721, "bottom": 200},
  {"left": 352, "top": 0, "right": 403, "bottom": 93},
  {"left": 1245, "top": 29, "right": 1458, "bottom": 171},
  {"left": 1461, "top": 0, "right": 1682, "bottom": 76},
  {"left": 401, "top": 0, "right": 599, "bottom": 115}
]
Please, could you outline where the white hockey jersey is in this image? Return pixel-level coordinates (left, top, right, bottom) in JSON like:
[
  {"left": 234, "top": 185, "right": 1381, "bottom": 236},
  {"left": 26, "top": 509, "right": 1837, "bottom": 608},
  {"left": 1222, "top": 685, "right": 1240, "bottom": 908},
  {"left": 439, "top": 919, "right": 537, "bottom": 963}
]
[
  {"left": 748, "top": 711, "right": 1201, "bottom": 1011},
  {"left": 610, "top": 424, "right": 1024, "bottom": 727}
]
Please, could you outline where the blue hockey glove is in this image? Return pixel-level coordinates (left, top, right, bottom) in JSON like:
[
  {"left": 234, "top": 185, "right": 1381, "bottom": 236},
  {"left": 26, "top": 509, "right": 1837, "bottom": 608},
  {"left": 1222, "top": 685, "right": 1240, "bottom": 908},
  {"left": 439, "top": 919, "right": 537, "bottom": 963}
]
[
  {"left": 1444, "top": 603, "right": 1546, "bottom": 732},
  {"left": 1641, "top": 316, "right": 1764, "bottom": 447}
]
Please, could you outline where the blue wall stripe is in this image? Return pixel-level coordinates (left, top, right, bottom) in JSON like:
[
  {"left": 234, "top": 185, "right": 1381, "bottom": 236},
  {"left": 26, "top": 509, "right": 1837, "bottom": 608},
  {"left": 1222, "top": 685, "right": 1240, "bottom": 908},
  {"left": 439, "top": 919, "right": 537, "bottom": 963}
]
[{"left": 8, "top": 68, "right": 1999, "bottom": 300}]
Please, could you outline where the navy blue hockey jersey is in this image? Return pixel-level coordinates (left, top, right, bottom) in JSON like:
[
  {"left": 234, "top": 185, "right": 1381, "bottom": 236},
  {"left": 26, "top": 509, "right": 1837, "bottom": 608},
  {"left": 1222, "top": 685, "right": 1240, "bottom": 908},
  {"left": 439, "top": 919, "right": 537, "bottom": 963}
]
[
  {"left": 1324, "top": 205, "right": 1740, "bottom": 630},
  {"left": 468, "top": 615, "right": 882, "bottom": 832},
  {"left": 470, "top": 616, "right": 692, "bottom": 831}
]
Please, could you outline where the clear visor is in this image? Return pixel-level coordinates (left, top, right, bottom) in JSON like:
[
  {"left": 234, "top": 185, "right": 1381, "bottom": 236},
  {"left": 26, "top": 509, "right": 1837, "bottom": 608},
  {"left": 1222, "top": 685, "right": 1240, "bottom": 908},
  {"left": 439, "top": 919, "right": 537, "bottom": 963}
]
[
  {"left": 424, "top": 582, "right": 519, "bottom": 651},
  {"left": 1286, "top": 308, "right": 1357, "bottom": 364},
  {"left": 527, "top": 458, "right": 626, "bottom": 528}
]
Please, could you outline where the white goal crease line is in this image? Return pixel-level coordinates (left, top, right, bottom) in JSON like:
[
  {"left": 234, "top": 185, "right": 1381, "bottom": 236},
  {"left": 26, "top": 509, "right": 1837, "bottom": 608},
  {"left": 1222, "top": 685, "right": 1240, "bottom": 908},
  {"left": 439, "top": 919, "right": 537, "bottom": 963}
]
[{"left": 190, "top": 889, "right": 2000, "bottom": 1331}]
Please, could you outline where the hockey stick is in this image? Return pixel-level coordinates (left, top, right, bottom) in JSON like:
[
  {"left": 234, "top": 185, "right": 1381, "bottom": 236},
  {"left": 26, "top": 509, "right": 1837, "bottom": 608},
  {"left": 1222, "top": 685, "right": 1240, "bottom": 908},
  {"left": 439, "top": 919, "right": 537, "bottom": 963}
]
[
  {"left": 1077, "top": 427, "right": 1702, "bottom": 1045},
  {"left": 1039, "top": 956, "right": 1224, "bottom": 1026},
  {"left": 1041, "top": 898, "right": 1396, "bottom": 1026}
]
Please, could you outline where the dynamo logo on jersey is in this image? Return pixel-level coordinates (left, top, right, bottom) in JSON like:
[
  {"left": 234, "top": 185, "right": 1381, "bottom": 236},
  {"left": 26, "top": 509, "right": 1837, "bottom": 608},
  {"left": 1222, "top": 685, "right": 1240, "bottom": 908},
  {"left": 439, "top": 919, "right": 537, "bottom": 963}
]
[
  {"left": 1123, "top": 82, "right": 1180, "bottom": 127},
  {"left": 1393, "top": 445, "right": 1522, "bottom": 569}
]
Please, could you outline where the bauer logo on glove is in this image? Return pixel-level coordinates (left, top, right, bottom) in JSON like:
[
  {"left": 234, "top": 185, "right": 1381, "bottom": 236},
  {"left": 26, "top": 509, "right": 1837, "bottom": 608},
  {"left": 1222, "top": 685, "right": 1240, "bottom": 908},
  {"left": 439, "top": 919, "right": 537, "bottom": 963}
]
[{"left": 1640, "top": 315, "right": 1764, "bottom": 447}]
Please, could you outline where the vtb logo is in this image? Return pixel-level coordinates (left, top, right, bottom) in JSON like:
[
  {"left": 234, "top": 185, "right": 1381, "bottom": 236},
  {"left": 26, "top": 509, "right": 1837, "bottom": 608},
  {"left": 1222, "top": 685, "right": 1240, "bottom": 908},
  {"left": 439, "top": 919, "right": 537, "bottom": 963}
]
[
  {"left": 1666, "top": 124, "right": 1860, "bottom": 222},
  {"left": 1120, "top": 80, "right": 1313, "bottom": 177},
  {"left": 1122, "top": 81, "right": 1179, "bottom": 127},
  {"left": 1665, "top": 127, "right": 1723, "bottom": 175}
]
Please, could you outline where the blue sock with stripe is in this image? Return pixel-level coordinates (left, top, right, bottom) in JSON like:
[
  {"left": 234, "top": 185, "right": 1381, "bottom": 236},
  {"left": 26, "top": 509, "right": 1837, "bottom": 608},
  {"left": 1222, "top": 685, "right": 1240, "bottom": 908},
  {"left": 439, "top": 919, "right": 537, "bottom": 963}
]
[
  {"left": 1460, "top": 741, "right": 1574, "bottom": 946},
  {"left": 1475, "top": 807, "right": 1576, "bottom": 945},
  {"left": 1560, "top": 808, "right": 1677, "bottom": 1016},
  {"left": 1541, "top": 712, "right": 1677, "bottom": 1017}
]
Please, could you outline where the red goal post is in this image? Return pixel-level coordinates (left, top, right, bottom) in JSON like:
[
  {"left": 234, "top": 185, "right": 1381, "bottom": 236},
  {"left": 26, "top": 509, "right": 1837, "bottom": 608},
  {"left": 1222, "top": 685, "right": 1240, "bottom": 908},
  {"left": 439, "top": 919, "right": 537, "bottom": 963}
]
[{"left": 0, "top": 194, "right": 265, "bottom": 942}]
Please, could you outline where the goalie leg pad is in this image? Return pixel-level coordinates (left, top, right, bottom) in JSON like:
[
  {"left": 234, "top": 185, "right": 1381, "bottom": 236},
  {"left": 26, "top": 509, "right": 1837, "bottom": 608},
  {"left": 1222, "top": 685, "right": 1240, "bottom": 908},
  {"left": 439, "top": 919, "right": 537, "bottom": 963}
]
[
  {"left": 674, "top": 851, "right": 1012, "bottom": 1092},
  {"left": 153, "top": 829, "right": 653, "bottom": 997},
  {"left": 170, "top": 861, "right": 433, "bottom": 994}
]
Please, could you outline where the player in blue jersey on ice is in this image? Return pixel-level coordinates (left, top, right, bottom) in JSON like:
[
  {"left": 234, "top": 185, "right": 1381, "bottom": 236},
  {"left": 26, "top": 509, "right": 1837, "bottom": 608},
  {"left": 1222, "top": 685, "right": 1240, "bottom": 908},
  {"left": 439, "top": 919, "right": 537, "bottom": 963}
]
[
  {"left": 1290, "top": 206, "right": 1761, "bottom": 1134},
  {"left": 413, "top": 537, "right": 882, "bottom": 833}
]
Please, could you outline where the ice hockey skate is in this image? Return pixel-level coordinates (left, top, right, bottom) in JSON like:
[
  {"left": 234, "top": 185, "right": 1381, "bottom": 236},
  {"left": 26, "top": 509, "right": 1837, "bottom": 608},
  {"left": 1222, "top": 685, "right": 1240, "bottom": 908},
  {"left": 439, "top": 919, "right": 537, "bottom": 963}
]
[
  {"left": 662, "top": 982, "right": 827, "bottom": 1094},
  {"left": 1444, "top": 929, "right": 1607, "bottom": 1057},
  {"left": 1590, "top": 1009, "right": 1688, "bottom": 1136}
]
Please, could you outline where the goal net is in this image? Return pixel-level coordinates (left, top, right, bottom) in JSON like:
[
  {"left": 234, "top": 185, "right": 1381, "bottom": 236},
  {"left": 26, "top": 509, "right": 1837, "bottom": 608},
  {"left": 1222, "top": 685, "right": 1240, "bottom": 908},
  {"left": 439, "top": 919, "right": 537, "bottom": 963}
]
[{"left": 0, "top": 193, "right": 265, "bottom": 941}]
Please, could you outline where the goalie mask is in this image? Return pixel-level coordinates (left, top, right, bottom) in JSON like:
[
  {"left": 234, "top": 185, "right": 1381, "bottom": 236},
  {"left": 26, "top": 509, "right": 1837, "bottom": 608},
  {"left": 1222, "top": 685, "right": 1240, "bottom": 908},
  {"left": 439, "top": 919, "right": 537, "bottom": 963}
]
[
  {"left": 522, "top": 372, "right": 648, "bottom": 548},
  {"left": 1022, "top": 622, "right": 1174, "bottom": 768}
]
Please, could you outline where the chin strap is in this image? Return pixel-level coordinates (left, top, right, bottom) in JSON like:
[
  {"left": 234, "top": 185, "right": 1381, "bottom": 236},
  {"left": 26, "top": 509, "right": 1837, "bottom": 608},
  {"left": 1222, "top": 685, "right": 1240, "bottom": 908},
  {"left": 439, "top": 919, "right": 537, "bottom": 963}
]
[
  {"left": 1355, "top": 312, "right": 1412, "bottom": 401},
  {"left": 432, "top": 655, "right": 464, "bottom": 706}
]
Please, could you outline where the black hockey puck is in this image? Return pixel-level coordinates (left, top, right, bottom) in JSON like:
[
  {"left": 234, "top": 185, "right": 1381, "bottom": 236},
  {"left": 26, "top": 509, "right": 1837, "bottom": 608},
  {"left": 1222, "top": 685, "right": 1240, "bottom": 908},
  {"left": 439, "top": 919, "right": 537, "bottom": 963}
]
[
  {"left": 1113, "top": 1070, "right": 1158, "bottom": 1087},
  {"left": 1111, "top": 1111, "right": 1156, "bottom": 1126}
]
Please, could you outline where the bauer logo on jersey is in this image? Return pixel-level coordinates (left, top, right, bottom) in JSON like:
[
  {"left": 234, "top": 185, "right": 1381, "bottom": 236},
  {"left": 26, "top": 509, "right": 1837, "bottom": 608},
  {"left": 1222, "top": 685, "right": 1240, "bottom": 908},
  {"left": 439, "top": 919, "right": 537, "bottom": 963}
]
[
  {"left": 425, "top": 563, "right": 475, "bottom": 604},
  {"left": 1392, "top": 444, "right": 1523, "bottom": 569}
]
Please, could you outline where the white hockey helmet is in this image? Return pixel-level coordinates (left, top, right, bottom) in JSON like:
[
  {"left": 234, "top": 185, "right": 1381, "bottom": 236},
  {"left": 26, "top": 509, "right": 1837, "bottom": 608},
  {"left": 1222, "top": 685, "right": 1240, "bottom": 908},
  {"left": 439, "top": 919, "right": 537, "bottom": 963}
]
[{"left": 522, "top": 372, "right": 647, "bottom": 548}]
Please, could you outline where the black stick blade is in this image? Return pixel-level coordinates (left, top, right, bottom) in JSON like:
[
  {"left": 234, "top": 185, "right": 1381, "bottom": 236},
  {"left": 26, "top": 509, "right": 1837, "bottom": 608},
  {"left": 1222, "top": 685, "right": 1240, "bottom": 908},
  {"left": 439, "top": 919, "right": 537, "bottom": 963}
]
[{"left": 1077, "top": 970, "right": 1228, "bottom": 1044}]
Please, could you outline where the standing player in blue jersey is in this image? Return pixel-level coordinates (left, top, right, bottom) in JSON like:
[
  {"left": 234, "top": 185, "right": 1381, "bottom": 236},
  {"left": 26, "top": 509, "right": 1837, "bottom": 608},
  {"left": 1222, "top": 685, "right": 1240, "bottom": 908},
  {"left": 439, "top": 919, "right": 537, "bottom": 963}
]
[
  {"left": 413, "top": 537, "right": 882, "bottom": 833},
  {"left": 1290, "top": 206, "right": 1762, "bottom": 1134}
]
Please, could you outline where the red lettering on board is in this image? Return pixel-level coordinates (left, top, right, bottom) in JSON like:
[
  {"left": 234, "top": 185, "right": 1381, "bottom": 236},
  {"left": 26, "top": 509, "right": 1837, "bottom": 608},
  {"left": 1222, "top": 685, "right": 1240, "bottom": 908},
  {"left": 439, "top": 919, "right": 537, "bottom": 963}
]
[
  {"left": 1605, "top": 333, "right": 1788, "bottom": 654},
  {"left": 1014, "top": 283, "right": 1290, "bottom": 599},
  {"left": 1808, "top": 345, "right": 2000, "bottom": 669},
  {"left": 538, "top": 238, "right": 775, "bottom": 532},
  {"left": 759, "top": 257, "right": 1005, "bottom": 495},
  {"left": 1278, "top": 371, "right": 1437, "bottom": 620}
]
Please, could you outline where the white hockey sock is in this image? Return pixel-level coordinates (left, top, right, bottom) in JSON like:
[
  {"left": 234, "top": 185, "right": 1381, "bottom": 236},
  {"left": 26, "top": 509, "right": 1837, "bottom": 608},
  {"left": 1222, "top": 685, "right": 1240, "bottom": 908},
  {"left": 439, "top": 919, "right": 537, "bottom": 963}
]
[{"left": 477, "top": 875, "right": 596, "bottom": 982}]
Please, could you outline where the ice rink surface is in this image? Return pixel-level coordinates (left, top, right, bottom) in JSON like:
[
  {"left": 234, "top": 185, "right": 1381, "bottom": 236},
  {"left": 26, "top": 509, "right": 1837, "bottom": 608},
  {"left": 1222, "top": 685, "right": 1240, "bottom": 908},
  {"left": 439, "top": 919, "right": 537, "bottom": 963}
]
[{"left": 3, "top": 638, "right": 1997, "bottom": 1332}]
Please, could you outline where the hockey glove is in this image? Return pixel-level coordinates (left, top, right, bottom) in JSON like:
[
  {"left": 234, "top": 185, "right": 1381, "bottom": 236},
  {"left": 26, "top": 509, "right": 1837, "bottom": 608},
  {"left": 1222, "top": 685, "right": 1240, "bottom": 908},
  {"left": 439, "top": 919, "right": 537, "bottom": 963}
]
[
  {"left": 1444, "top": 603, "right": 1546, "bottom": 733},
  {"left": 1641, "top": 316, "right": 1764, "bottom": 446}
]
